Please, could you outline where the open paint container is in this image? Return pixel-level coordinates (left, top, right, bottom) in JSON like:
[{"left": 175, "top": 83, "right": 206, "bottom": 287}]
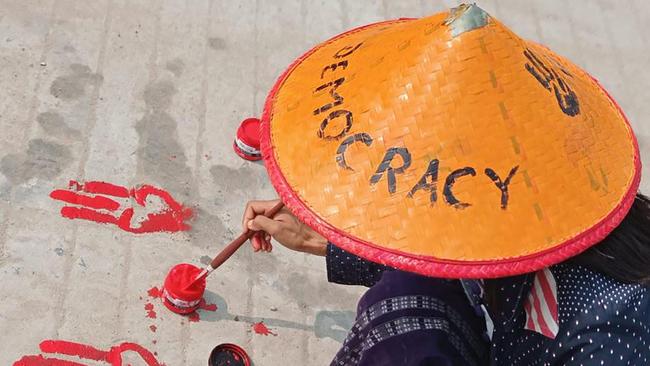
[
  {"left": 233, "top": 118, "right": 262, "bottom": 161},
  {"left": 162, "top": 263, "right": 206, "bottom": 314},
  {"left": 209, "top": 343, "right": 251, "bottom": 366}
]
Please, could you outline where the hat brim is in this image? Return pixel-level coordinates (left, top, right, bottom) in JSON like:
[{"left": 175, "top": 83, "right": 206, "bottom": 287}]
[{"left": 260, "top": 18, "right": 641, "bottom": 279}]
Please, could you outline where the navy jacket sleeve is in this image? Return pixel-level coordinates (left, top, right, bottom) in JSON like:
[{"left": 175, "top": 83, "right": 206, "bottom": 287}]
[
  {"left": 325, "top": 242, "right": 392, "bottom": 287},
  {"left": 331, "top": 270, "right": 489, "bottom": 366}
]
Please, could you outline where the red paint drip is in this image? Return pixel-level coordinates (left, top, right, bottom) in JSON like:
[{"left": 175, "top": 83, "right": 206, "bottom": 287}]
[
  {"left": 145, "top": 303, "right": 157, "bottom": 319},
  {"left": 147, "top": 286, "right": 162, "bottom": 298},
  {"left": 13, "top": 340, "right": 164, "bottom": 366},
  {"left": 149, "top": 325, "right": 157, "bottom": 333},
  {"left": 252, "top": 322, "right": 277, "bottom": 336}
]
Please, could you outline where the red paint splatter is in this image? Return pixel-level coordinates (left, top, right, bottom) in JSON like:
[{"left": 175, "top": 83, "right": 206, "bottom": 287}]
[
  {"left": 252, "top": 322, "right": 277, "bottom": 336},
  {"left": 50, "top": 181, "right": 193, "bottom": 234},
  {"left": 144, "top": 303, "right": 157, "bottom": 319},
  {"left": 147, "top": 286, "right": 162, "bottom": 298},
  {"left": 185, "top": 299, "right": 217, "bottom": 323},
  {"left": 149, "top": 325, "right": 157, "bottom": 333},
  {"left": 188, "top": 312, "right": 200, "bottom": 323},
  {"left": 13, "top": 339, "right": 164, "bottom": 365},
  {"left": 198, "top": 298, "right": 217, "bottom": 312}
]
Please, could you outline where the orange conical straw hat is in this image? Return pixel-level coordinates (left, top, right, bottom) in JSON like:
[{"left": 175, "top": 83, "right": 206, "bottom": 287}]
[{"left": 260, "top": 4, "right": 641, "bottom": 278}]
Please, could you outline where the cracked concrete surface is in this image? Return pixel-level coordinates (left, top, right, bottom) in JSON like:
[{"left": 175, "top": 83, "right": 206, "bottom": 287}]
[{"left": 0, "top": 0, "right": 648, "bottom": 365}]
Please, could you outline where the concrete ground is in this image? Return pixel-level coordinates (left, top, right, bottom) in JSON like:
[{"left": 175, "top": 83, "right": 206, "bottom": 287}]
[{"left": 0, "top": 0, "right": 648, "bottom": 365}]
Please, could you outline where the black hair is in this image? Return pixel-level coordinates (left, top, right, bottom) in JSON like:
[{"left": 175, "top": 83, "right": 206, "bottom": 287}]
[{"left": 570, "top": 192, "right": 650, "bottom": 286}]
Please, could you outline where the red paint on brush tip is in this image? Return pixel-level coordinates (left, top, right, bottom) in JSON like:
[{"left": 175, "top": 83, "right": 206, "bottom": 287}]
[
  {"left": 13, "top": 340, "right": 164, "bottom": 366},
  {"left": 144, "top": 303, "right": 157, "bottom": 319},
  {"left": 252, "top": 322, "right": 276, "bottom": 336}
]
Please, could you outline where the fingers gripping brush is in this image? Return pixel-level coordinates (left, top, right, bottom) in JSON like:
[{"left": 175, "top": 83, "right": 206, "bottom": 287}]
[{"left": 162, "top": 201, "right": 285, "bottom": 315}]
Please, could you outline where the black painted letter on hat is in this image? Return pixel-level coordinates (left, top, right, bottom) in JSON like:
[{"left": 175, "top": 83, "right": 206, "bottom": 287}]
[
  {"left": 407, "top": 159, "right": 440, "bottom": 204},
  {"left": 524, "top": 48, "right": 580, "bottom": 117},
  {"left": 551, "top": 69, "right": 580, "bottom": 117},
  {"left": 444, "top": 167, "right": 477, "bottom": 209},
  {"left": 320, "top": 60, "right": 348, "bottom": 79},
  {"left": 313, "top": 78, "right": 346, "bottom": 115},
  {"left": 334, "top": 43, "right": 363, "bottom": 59},
  {"left": 484, "top": 166, "right": 519, "bottom": 209},
  {"left": 370, "top": 148, "right": 412, "bottom": 194},
  {"left": 318, "top": 109, "right": 353, "bottom": 140},
  {"left": 336, "top": 133, "right": 373, "bottom": 171}
]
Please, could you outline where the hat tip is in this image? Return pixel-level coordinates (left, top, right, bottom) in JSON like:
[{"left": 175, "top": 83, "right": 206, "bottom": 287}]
[{"left": 445, "top": 3, "right": 490, "bottom": 37}]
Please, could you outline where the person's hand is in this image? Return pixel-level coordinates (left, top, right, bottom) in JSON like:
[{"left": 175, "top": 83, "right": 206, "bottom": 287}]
[{"left": 242, "top": 199, "right": 328, "bottom": 256}]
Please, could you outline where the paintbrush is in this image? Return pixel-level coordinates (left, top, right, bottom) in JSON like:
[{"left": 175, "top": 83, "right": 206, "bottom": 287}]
[{"left": 185, "top": 201, "right": 285, "bottom": 290}]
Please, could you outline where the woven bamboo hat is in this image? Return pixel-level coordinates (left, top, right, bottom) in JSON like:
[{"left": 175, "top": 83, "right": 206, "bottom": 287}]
[{"left": 260, "top": 4, "right": 641, "bottom": 278}]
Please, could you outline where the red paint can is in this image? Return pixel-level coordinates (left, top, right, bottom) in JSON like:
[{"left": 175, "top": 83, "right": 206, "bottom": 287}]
[
  {"left": 233, "top": 118, "right": 262, "bottom": 161},
  {"left": 209, "top": 343, "right": 251, "bottom": 366},
  {"left": 162, "top": 263, "right": 206, "bottom": 314}
]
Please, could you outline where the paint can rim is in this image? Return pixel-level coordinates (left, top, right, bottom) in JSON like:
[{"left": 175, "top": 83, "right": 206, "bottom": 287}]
[
  {"left": 208, "top": 343, "right": 251, "bottom": 366},
  {"left": 162, "top": 288, "right": 201, "bottom": 314},
  {"left": 233, "top": 141, "right": 262, "bottom": 161}
]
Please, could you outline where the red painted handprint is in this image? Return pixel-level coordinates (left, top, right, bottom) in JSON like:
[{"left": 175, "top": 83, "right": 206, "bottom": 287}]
[
  {"left": 50, "top": 180, "right": 193, "bottom": 234},
  {"left": 13, "top": 340, "right": 164, "bottom": 366}
]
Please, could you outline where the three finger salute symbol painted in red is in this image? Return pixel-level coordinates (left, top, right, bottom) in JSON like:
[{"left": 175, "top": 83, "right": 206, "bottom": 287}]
[
  {"left": 50, "top": 180, "right": 193, "bottom": 234},
  {"left": 13, "top": 339, "right": 164, "bottom": 366}
]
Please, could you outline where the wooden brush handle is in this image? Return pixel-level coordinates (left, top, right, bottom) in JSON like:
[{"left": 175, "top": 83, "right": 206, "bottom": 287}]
[{"left": 209, "top": 201, "right": 285, "bottom": 270}]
